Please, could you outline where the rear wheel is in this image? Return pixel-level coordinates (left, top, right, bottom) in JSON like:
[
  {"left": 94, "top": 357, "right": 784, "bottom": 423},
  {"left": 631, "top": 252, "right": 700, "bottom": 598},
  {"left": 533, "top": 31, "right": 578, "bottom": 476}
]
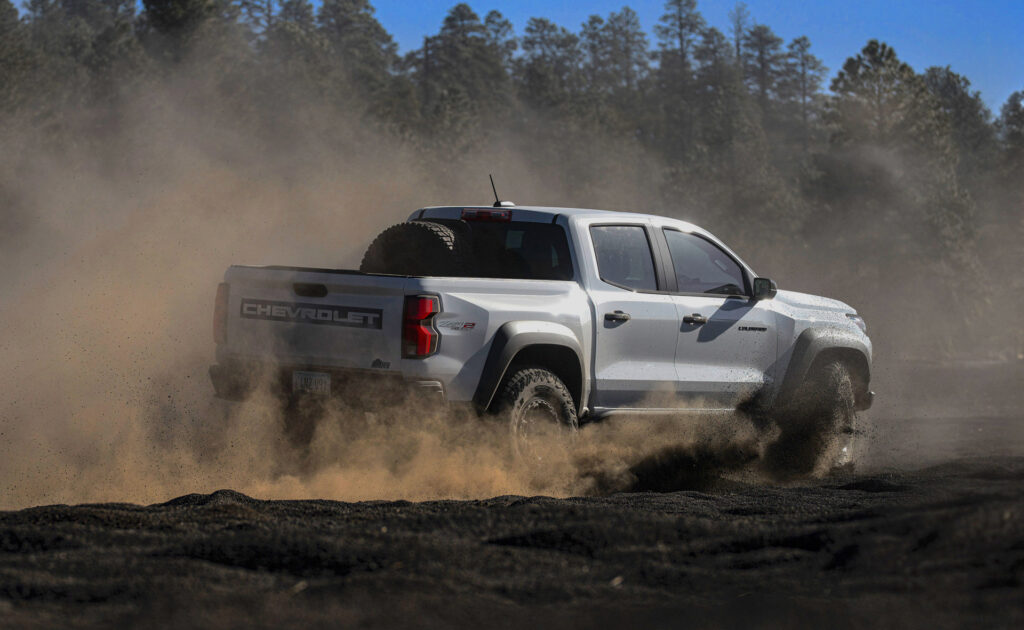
[
  {"left": 494, "top": 367, "right": 578, "bottom": 463},
  {"left": 764, "top": 361, "right": 859, "bottom": 477}
]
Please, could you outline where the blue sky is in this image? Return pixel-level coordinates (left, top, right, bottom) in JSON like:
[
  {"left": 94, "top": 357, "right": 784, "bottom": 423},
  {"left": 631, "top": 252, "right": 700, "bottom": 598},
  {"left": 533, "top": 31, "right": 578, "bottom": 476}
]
[{"left": 370, "top": 0, "right": 1024, "bottom": 113}]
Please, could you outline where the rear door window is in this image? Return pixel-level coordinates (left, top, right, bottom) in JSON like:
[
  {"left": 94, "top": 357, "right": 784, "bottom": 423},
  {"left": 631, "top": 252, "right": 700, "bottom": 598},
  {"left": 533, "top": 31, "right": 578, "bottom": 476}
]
[{"left": 590, "top": 225, "right": 658, "bottom": 291}]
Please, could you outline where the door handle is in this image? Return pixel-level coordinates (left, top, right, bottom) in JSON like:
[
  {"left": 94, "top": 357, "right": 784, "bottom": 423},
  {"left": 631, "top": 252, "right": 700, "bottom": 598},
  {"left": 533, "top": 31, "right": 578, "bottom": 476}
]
[
  {"left": 682, "top": 313, "right": 707, "bottom": 325},
  {"left": 604, "top": 310, "right": 631, "bottom": 322}
]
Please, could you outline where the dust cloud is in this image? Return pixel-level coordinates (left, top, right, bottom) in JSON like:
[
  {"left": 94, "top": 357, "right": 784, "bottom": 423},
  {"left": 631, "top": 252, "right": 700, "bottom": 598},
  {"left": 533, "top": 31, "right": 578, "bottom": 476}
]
[
  {"left": 0, "top": 71, "right": 1020, "bottom": 511},
  {"left": 0, "top": 89, "right": 413, "bottom": 507},
  {"left": 0, "top": 74, "right": 722, "bottom": 509}
]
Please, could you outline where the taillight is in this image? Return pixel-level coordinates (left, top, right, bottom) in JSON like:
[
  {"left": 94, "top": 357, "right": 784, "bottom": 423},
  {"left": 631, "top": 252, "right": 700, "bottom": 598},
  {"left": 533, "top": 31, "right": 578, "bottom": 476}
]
[
  {"left": 213, "top": 283, "right": 229, "bottom": 344},
  {"left": 403, "top": 295, "right": 440, "bottom": 358}
]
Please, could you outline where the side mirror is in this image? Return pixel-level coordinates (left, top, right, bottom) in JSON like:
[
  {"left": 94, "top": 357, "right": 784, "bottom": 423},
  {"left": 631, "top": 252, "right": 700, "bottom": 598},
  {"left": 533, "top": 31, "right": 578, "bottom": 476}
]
[{"left": 752, "top": 277, "right": 777, "bottom": 300}]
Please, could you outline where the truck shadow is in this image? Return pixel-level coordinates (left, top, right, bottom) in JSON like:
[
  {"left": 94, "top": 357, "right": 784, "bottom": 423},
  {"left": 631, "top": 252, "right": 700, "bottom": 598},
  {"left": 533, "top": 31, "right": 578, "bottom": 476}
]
[{"left": 694, "top": 298, "right": 754, "bottom": 343}]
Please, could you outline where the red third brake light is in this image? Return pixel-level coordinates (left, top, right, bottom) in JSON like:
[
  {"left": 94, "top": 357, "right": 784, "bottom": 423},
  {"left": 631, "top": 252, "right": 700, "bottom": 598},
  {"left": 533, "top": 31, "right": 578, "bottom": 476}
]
[
  {"left": 213, "top": 282, "right": 229, "bottom": 344},
  {"left": 461, "top": 208, "right": 511, "bottom": 222},
  {"left": 403, "top": 295, "right": 441, "bottom": 358}
]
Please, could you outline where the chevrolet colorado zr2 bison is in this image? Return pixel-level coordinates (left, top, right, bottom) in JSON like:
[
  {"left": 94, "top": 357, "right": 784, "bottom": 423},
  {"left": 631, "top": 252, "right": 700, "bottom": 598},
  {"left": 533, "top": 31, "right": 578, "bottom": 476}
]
[{"left": 210, "top": 203, "right": 873, "bottom": 474}]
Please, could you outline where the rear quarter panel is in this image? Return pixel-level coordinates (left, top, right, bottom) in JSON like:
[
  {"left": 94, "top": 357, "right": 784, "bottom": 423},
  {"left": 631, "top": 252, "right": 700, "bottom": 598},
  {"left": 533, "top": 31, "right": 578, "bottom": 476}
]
[{"left": 409, "top": 277, "right": 592, "bottom": 402}]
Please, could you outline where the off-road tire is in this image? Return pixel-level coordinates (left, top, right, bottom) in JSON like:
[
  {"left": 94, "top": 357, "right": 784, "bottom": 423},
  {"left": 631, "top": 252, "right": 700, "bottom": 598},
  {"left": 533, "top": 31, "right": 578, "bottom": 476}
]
[
  {"left": 494, "top": 367, "right": 579, "bottom": 462},
  {"left": 764, "top": 361, "right": 859, "bottom": 477},
  {"left": 359, "top": 221, "right": 467, "bottom": 276}
]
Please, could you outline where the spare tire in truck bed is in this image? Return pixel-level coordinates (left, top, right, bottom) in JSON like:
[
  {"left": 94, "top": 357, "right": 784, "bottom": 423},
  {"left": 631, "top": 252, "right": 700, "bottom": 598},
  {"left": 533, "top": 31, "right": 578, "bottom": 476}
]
[{"left": 359, "top": 221, "right": 467, "bottom": 276}]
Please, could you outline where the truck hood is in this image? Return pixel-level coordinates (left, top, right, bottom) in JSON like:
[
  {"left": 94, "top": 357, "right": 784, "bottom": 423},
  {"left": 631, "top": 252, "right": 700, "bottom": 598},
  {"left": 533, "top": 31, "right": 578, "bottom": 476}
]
[{"left": 773, "top": 289, "right": 853, "bottom": 314}]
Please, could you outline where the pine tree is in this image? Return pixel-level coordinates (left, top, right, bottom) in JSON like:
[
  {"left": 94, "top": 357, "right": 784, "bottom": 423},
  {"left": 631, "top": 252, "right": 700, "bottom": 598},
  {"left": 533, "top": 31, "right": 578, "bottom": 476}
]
[
  {"left": 518, "top": 17, "right": 581, "bottom": 109},
  {"left": 0, "top": 0, "right": 34, "bottom": 111},
  {"left": 727, "top": 2, "right": 749, "bottom": 61},
  {"left": 579, "top": 7, "right": 649, "bottom": 125},
  {"left": 779, "top": 36, "right": 826, "bottom": 151},
  {"left": 654, "top": 0, "right": 703, "bottom": 68},
  {"left": 239, "top": 0, "right": 276, "bottom": 32},
  {"left": 262, "top": 0, "right": 331, "bottom": 87},
  {"left": 278, "top": 0, "right": 314, "bottom": 29},
  {"left": 829, "top": 40, "right": 946, "bottom": 152},
  {"left": 693, "top": 26, "right": 745, "bottom": 150},
  {"left": 141, "top": 0, "right": 220, "bottom": 41},
  {"left": 823, "top": 41, "right": 982, "bottom": 348},
  {"left": 432, "top": 3, "right": 508, "bottom": 103},
  {"left": 579, "top": 15, "right": 609, "bottom": 97},
  {"left": 742, "top": 24, "right": 783, "bottom": 116},
  {"left": 998, "top": 91, "right": 1024, "bottom": 179},
  {"left": 139, "top": 0, "right": 230, "bottom": 62},
  {"left": 407, "top": 3, "right": 509, "bottom": 143},
  {"left": 483, "top": 10, "right": 516, "bottom": 69},
  {"left": 317, "top": 0, "right": 397, "bottom": 95},
  {"left": 653, "top": 0, "right": 704, "bottom": 159},
  {"left": 923, "top": 66, "right": 997, "bottom": 182},
  {"left": 603, "top": 7, "right": 649, "bottom": 93}
]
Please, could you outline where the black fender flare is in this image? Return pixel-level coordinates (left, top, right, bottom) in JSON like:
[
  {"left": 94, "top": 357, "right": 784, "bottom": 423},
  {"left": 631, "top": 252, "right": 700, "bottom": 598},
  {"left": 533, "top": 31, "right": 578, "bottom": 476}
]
[
  {"left": 472, "top": 321, "right": 588, "bottom": 414},
  {"left": 775, "top": 328, "right": 873, "bottom": 410}
]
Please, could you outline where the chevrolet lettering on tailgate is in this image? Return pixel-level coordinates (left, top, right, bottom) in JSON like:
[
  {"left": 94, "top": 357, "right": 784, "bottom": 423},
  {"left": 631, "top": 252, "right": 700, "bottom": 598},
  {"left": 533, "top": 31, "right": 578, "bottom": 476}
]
[{"left": 240, "top": 299, "right": 382, "bottom": 329}]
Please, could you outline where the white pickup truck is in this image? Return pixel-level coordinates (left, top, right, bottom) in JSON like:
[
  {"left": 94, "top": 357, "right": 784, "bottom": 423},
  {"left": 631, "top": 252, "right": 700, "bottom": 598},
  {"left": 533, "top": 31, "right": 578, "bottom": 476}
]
[{"left": 210, "top": 204, "right": 873, "bottom": 472}]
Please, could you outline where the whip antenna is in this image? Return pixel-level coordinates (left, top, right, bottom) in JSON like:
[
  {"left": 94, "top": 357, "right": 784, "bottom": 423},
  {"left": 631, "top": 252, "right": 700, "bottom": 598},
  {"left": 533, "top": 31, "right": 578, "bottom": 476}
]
[
  {"left": 489, "top": 174, "right": 500, "bottom": 207},
  {"left": 489, "top": 174, "right": 514, "bottom": 208}
]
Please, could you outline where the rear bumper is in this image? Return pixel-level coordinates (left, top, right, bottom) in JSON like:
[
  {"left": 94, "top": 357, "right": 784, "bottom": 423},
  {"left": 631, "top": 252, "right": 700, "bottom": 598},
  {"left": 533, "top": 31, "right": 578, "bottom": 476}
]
[{"left": 209, "top": 360, "right": 444, "bottom": 406}]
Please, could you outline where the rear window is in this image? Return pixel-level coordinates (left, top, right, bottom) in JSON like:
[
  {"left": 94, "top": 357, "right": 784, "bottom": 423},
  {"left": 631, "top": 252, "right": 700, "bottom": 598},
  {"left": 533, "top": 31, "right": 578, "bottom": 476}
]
[{"left": 432, "top": 220, "right": 574, "bottom": 280}]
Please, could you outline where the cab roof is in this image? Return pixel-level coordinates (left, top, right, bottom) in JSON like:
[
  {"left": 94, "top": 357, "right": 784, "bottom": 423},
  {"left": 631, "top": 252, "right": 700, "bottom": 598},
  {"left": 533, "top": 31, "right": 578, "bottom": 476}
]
[{"left": 413, "top": 205, "right": 702, "bottom": 231}]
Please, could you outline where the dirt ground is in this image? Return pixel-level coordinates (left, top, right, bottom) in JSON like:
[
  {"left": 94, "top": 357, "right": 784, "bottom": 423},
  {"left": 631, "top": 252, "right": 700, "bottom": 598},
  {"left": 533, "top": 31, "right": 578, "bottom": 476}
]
[
  {"left": 1, "top": 363, "right": 1023, "bottom": 629},
  {"left": 0, "top": 420, "right": 1021, "bottom": 628}
]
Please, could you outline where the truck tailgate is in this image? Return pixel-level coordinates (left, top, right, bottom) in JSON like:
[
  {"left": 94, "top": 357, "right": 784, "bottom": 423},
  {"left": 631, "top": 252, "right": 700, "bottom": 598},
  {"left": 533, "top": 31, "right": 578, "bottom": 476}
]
[{"left": 221, "top": 266, "right": 407, "bottom": 370}]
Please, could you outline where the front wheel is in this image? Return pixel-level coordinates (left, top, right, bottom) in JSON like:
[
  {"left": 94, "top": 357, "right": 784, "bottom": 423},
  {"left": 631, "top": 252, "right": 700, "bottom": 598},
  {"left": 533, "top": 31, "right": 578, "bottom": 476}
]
[
  {"left": 764, "top": 361, "right": 860, "bottom": 477},
  {"left": 494, "top": 367, "right": 579, "bottom": 463}
]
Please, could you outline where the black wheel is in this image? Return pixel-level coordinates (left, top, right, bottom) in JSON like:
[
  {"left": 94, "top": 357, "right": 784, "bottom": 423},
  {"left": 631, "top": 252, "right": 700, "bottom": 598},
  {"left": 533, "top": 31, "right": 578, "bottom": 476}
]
[
  {"left": 494, "top": 367, "right": 579, "bottom": 462},
  {"left": 764, "top": 361, "right": 859, "bottom": 477},
  {"left": 359, "top": 221, "right": 467, "bottom": 276}
]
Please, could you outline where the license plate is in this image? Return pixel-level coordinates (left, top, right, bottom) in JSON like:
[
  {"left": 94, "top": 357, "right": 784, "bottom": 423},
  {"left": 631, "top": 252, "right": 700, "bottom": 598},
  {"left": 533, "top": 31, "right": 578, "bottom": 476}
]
[{"left": 292, "top": 371, "right": 331, "bottom": 396}]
